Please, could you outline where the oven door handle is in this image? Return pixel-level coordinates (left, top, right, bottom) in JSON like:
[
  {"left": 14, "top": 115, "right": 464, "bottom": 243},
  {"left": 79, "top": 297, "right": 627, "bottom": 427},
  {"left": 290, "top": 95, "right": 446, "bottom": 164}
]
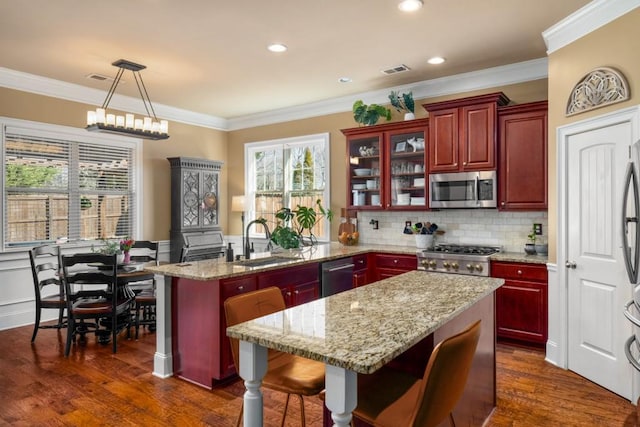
[{"left": 475, "top": 175, "right": 480, "bottom": 206}]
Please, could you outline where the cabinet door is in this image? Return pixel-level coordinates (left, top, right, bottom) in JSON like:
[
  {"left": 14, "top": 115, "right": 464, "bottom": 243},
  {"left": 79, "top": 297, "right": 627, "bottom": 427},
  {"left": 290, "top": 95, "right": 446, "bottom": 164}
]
[
  {"left": 429, "top": 108, "right": 459, "bottom": 172},
  {"left": 219, "top": 275, "right": 257, "bottom": 379},
  {"left": 387, "top": 128, "right": 427, "bottom": 209},
  {"left": 353, "top": 254, "right": 369, "bottom": 287},
  {"left": 347, "top": 133, "right": 382, "bottom": 209},
  {"left": 498, "top": 103, "right": 548, "bottom": 210},
  {"left": 461, "top": 102, "right": 496, "bottom": 171},
  {"left": 290, "top": 281, "right": 320, "bottom": 306},
  {"left": 496, "top": 279, "right": 548, "bottom": 344}
]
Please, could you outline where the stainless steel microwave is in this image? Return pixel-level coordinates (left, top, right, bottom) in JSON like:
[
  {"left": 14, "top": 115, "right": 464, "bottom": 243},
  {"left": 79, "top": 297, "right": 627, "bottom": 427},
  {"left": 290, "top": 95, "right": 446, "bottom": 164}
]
[{"left": 429, "top": 170, "right": 497, "bottom": 208}]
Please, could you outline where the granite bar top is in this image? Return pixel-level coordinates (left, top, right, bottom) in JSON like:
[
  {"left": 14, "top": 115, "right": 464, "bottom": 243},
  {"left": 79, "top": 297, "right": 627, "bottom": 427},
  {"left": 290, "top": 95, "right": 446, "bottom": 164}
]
[
  {"left": 144, "top": 242, "right": 547, "bottom": 281},
  {"left": 226, "top": 270, "right": 504, "bottom": 374}
]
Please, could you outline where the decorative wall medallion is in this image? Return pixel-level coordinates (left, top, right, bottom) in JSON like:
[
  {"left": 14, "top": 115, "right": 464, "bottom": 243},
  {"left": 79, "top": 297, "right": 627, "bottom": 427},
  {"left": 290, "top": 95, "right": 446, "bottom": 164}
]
[{"left": 566, "top": 67, "right": 629, "bottom": 116}]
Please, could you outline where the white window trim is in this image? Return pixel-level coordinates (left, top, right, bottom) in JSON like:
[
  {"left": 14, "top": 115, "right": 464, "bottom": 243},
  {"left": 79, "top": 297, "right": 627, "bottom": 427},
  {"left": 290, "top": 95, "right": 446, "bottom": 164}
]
[
  {"left": 244, "top": 132, "right": 331, "bottom": 242},
  {"left": 0, "top": 116, "right": 144, "bottom": 252}
]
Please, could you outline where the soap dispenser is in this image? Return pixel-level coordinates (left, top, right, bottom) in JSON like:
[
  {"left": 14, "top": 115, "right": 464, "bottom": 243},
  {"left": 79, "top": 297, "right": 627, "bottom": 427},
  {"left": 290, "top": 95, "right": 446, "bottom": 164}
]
[{"left": 226, "top": 242, "right": 234, "bottom": 262}]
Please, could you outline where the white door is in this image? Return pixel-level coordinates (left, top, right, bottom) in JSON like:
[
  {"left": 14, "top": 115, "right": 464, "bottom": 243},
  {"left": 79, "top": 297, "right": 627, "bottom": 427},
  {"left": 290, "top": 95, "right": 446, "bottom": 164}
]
[{"left": 566, "top": 121, "right": 633, "bottom": 399}]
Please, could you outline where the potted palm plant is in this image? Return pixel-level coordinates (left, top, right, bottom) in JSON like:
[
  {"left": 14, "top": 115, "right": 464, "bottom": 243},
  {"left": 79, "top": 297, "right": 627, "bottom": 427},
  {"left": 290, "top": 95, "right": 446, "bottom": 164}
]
[{"left": 388, "top": 90, "right": 415, "bottom": 120}]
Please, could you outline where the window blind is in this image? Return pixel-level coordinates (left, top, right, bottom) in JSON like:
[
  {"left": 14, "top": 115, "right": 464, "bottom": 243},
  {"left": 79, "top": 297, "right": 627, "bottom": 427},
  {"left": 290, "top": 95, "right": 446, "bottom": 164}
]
[{"left": 3, "top": 124, "right": 137, "bottom": 249}]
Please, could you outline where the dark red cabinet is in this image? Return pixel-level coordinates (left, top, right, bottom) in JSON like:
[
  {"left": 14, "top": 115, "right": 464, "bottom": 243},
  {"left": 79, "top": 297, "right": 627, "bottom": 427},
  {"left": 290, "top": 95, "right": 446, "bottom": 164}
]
[
  {"left": 372, "top": 253, "right": 417, "bottom": 281},
  {"left": 423, "top": 92, "right": 510, "bottom": 173},
  {"left": 353, "top": 254, "right": 369, "bottom": 287},
  {"left": 491, "top": 261, "right": 548, "bottom": 346},
  {"left": 497, "top": 101, "right": 548, "bottom": 210},
  {"left": 258, "top": 262, "right": 320, "bottom": 307}
]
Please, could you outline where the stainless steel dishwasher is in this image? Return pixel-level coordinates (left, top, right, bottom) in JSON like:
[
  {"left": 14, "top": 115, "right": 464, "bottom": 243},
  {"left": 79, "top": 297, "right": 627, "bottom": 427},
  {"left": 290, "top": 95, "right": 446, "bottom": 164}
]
[{"left": 320, "top": 257, "right": 354, "bottom": 297}]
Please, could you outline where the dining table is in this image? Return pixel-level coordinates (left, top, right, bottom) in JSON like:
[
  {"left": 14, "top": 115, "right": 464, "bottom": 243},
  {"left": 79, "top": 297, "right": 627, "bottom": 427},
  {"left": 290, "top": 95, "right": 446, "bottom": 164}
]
[{"left": 226, "top": 270, "right": 504, "bottom": 427}]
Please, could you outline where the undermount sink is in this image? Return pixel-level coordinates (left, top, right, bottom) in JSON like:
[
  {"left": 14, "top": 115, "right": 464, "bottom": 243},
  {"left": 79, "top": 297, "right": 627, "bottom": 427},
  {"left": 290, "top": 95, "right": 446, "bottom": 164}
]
[{"left": 233, "top": 256, "right": 295, "bottom": 268}]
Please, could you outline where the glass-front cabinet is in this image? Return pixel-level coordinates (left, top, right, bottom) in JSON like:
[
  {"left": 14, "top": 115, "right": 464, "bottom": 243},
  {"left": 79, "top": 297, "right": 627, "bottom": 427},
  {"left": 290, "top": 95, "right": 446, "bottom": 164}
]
[{"left": 342, "top": 119, "right": 428, "bottom": 210}]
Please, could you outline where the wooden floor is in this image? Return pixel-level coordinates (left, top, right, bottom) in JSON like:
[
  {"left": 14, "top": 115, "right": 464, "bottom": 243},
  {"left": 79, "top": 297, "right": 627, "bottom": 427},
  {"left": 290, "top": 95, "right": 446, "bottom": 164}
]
[{"left": 1, "top": 322, "right": 638, "bottom": 426}]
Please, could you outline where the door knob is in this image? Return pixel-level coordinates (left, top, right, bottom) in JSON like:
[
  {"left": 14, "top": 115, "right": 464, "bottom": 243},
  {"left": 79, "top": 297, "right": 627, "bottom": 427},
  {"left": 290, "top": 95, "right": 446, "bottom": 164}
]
[{"left": 565, "top": 261, "right": 577, "bottom": 269}]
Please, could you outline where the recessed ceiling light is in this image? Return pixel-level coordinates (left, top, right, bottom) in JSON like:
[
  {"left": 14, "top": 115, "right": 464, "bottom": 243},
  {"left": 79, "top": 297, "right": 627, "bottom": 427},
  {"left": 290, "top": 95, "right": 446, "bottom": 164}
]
[
  {"left": 339, "top": 77, "right": 352, "bottom": 83},
  {"left": 428, "top": 56, "right": 446, "bottom": 65},
  {"left": 398, "top": 0, "right": 423, "bottom": 12},
  {"left": 267, "top": 43, "right": 287, "bottom": 53}
]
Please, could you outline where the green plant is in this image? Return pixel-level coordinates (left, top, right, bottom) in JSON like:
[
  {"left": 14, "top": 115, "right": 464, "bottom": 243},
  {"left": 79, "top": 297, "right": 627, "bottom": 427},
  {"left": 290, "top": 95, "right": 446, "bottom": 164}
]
[
  {"left": 527, "top": 225, "right": 537, "bottom": 244},
  {"left": 388, "top": 91, "right": 415, "bottom": 114},
  {"left": 91, "top": 239, "right": 122, "bottom": 255},
  {"left": 271, "top": 199, "right": 334, "bottom": 249},
  {"left": 352, "top": 100, "right": 392, "bottom": 126}
]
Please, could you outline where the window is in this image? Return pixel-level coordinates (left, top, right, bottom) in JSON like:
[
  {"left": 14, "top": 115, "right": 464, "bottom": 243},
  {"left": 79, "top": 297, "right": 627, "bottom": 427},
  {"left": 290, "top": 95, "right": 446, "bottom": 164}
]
[
  {"left": 245, "top": 133, "right": 330, "bottom": 242},
  {"left": 1, "top": 118, "right": 141, "bottom": 250}
]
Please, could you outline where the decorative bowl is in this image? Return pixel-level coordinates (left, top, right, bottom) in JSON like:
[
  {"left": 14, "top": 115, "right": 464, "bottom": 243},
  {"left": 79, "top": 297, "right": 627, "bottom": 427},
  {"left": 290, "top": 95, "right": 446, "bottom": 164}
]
[{"left": 354, "top": 168, "right": 371, "bottom": 176}]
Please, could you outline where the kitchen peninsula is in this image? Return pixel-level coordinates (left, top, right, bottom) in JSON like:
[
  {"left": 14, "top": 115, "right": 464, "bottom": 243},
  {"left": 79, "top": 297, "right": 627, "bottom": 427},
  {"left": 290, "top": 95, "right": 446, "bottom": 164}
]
[{"left": 146, "top": 243, "right": 504, "bottom": 425}]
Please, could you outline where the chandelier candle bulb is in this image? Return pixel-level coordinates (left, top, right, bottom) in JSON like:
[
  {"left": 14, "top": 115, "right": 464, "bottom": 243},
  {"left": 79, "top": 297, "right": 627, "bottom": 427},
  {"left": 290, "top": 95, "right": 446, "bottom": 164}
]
[
  {"left": 106, "top": 114, "right": 116, "bottom": 126},
  {"left": 160, "top": 120, "right": 168, "bottom": 134},
  {"left": 87, "top": 111, "right": 97, "bottom": 126},
  {"left": 134, "top": 119, "right": 143, "bottom": 130},
  {"left": 151, "top": 121, "right": 160, "bottom": 133},
  {"left": 116, "top": 115, "right": 125, "bottom": 128},
  {"left": 96, "top": 108, "right": 106, "bottom": 124},
  {"left": 125, "top": 114, "right": 134, "bottom": 129},
  {"left": 143, "top": 117, "right": 152, "bottom": 132}
]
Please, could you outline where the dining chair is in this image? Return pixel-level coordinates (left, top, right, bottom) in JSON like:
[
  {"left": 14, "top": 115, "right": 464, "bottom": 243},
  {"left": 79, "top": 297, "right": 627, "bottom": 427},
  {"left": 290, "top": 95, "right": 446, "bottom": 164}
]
[
  {"left": 127, "top": 240, "right": 159, "bottom": 339},
  {"left": 61, "top": 252, "right": 133, "bottom": 356},
  {"left": 29, "top": 244, "right": 66, "bottom": 342},
  {"left": 351, "top": 320, "right": 481, "bottom": 427},
  {"left": 224, "top": 287, "right": 325, "bottom": 427}
]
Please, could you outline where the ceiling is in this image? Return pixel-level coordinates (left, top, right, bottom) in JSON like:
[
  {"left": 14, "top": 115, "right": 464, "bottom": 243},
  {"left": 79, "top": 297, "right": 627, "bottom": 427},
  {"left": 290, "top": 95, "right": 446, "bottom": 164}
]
[{"left": 0, "top": 0, "right": 591, "bottom": 122}]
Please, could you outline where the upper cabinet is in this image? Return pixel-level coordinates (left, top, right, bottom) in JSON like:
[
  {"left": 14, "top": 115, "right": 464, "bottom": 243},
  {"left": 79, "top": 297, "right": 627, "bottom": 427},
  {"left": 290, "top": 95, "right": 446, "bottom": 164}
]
[
  {"left": 342, "top": 119, "right": 429, "bottom": 210},
  {"left": 497, "top": 101, "right": 548, "bottom": 211},
  {"left": 423, "top": 92, "right": 510, "bottom": 173}
]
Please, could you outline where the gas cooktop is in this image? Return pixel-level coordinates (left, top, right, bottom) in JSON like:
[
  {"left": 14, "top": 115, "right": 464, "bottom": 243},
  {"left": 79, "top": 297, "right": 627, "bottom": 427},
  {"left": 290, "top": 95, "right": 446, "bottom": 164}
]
[{"left": 426, "top": 244, "right": 501, "bottom": 256}]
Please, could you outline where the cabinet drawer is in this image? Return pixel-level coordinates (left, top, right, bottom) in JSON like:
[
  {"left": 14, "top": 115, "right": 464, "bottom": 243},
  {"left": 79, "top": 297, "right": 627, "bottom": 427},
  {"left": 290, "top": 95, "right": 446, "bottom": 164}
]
[
  {"left": 353, "top": 254, "right": 368, "bottom": 271},
  {"left": 258, "top": 263, "right": 319, "bottom": 288},
  {"left": 374, "top": 253, "right": 417, "bottom": 270},
  {"left": 220, "top": 275, "right": 257, "bottom": 300},
  {"left": 491, "top": 262, "right": 547, "bottom": 282}
]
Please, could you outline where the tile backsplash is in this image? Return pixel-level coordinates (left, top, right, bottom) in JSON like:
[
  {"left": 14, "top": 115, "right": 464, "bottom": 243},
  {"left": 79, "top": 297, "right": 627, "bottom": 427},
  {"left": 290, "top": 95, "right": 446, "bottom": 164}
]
[{"left": 356, "top": 210, "right": 548, "bottom": 253}]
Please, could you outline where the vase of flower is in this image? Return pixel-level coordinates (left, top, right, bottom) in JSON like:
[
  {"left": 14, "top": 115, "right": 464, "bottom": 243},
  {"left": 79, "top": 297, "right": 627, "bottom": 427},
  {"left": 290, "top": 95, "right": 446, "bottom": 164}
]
[
  {"left": 123, "top": 251, "right": 131, "bottom": 264},
  {"left": 119, "top": 237, "right": 135, "bottom": 264}
]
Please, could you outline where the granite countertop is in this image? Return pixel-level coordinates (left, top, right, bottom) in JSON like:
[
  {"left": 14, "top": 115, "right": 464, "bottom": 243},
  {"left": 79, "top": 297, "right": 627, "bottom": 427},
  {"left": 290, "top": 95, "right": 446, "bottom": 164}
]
[
  {"left": 144, "top": 242, "right": 548, "bottom": 281},
  {"left": 226, "top": 270, "right": 504, "bottom": 374}
]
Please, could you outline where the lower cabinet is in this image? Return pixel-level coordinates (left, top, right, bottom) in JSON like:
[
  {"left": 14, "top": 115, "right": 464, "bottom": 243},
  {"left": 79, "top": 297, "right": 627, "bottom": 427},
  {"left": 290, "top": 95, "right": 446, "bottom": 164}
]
[
  {"left": 219, "top": 275, "right": 258, "bottom": 379},
  {"left": 353, "top": 254, "right": 369, "bottom": 287},
  {"left": 372, "top": 253, "right": 417, "bottom": 281},
  {"left": 258, "top": 262, "right": 320, "bottom": 307},
  {"left": 491, "top": 261, "right": 548, "bottom": 346}
]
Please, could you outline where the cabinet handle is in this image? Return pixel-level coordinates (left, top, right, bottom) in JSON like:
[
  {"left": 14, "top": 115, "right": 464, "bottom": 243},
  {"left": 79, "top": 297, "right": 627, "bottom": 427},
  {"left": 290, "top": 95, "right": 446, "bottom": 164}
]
[
  {"left": 238, "top": 285, "right": 244, "bottom": 291},
  {"left": 294, "top": 290, "right": 299, "bottom": 294},
  {"left": 517, "top": 270, "right": 522, "bottom": 275},
  {"left": 501, "top": 201, "right": 505, "bottom": 206},
  {"left": 463, "top": 161, "right": 467, "bottom": 165},
  {"left": 394, "top": 259, "right": 398, "bottom": 264},
  {"left": 454, "top": 163, "right": 458, "bottom": 166},
  {"left": 287, "top": 291, "right": 292, "bottom": 296}
]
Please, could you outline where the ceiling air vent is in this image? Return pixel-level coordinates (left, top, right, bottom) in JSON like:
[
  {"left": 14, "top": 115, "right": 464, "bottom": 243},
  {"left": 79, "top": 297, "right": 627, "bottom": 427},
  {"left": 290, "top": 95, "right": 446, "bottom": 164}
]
[
  {"left": 381, "top": 64, "right": 411, "bottom": 75},
  {"left": 86, "top": 73, "right": 117, "bottom": 83}
]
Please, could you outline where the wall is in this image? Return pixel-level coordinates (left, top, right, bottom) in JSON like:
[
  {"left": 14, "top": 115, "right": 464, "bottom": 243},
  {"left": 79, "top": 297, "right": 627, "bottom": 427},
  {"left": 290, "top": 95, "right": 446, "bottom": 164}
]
[
  {"left": 547, "top": 7, "right": 640, "bottom": 262},
  {"left": 358, "top": 210, "right": 547, "bottom": 253},
  {"left": 227, "top": 79, "right": 549, "bottom": 242},
  {"left": 0, "top": 87, "right": 228, "bottom": 241}
]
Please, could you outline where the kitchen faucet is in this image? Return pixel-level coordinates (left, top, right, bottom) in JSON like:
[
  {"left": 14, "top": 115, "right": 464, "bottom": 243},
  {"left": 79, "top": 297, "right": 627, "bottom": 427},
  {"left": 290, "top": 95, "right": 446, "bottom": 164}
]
[{"left": 245, "top": 217, "right": 272, "bottom": 259}]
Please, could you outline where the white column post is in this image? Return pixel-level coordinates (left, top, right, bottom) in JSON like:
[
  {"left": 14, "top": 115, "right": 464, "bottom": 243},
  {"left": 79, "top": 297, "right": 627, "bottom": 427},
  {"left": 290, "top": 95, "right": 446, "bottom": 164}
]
[
  {"left": 239, "top": 340, "right": 268, "bottom": 427},
  {"left": 153, "top": 274, "right": 173, "bottom": 378},
  {"left": 325, "top": 364, "right": 358, "bottom": 427}
]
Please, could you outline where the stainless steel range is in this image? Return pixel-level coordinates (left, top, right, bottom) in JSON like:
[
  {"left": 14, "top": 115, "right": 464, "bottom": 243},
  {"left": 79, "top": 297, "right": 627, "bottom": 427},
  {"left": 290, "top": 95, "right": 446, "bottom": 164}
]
[{"left": 417, "top": 244, "right": 501, "bottom": 276}]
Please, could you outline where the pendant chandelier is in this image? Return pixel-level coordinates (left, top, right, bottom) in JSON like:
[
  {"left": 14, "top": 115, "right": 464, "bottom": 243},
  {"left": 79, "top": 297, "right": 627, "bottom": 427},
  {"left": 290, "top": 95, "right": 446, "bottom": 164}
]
[{"left": 86, "top": 59, "right": 169, "bottom": 140}]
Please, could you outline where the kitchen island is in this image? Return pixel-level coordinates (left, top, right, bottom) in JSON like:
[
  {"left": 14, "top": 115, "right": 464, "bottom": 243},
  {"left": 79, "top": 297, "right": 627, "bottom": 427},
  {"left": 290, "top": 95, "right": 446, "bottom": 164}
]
[{"left": 228, "top": 270, "right": 503, "bottom": 427}]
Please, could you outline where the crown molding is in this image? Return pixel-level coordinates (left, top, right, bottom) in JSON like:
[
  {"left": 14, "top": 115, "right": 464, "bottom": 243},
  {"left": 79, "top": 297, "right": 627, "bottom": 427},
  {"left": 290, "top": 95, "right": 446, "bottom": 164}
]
[
  {"left": 226, "top": 58, "right": 549, "bottom": 130},
  {"left": 1, "top": 58, "right": 547, "bottom": 133},
  {"left": 543, "top": 0, "right": 640, "bottom": 54}
]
